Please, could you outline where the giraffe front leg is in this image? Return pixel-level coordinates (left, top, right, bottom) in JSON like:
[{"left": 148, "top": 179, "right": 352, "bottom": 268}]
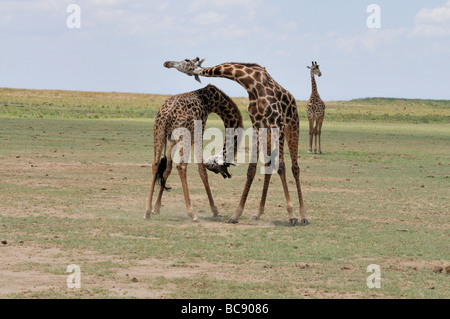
[
  {"left": 229, "top": 163, "right": 257, "bottom": 224},
  {"left": 253, "top": 167, "right": 272, "bottom": 221},
  {"left": 197, "top": 163, "right": 220, "bottom": 217}
]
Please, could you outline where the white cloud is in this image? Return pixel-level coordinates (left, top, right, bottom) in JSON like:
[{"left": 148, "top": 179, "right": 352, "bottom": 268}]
[
  {"left": 336, "top": 28, "right": 407, "bottom": 53},
  {"left": 91, "top": 0, "right": 123, "bottom": 6},
  {"left": 211, "top": 24, "right": 248, "bottom": 41},
  {"left": 411, "top": 1, "right": 450, "bottom": 37},
  {"left": 189, "top": 0, "right": 260, "bottom": 12},
  {"left": 193, "top": 11, "right": 228, "bottom": 26},
  {"left": 411, "top": 23, "right": 450, "bottom": 37},
  {"left": 334, "top": 2, "right": 450, "bottom": 52},
  {"left": 415, "top": 1, "right": 450, "bottom": 25}
]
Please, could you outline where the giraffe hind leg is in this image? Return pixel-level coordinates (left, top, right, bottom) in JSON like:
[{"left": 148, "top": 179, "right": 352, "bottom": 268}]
[
  {"left": 145, "top": 162, "right": 159, "bottom": 219},
  {"left": 153, "top": 159, "right": 173, "bottom": 215},
  {"left": 177, "top": 162, "right": 199, "bottom": 222},
  {"left": 317, "top": 116, "right": 324, "bottom": 155},
  {"left": 146, "top": 158, "right": 171, "bottom": 218},
  {"left": 276, "top": 136, "right": 299, "bottom": 226},
  {"left": 145, "top": 134, "right": 167, "bottom": 219},
  {"left": 153, "top": 142, "right": 175, "bottom": 215},
  {"left": 286, "top": 123, "right": 309, "bottom": 225},
  {"left": 308, "top": 118, "right": 314, "bottom": 153},
  {"left": 314, "top": 120, "right": 319, "bottom": 154}
]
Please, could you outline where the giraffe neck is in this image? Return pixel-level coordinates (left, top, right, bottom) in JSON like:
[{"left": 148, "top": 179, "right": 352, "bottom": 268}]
[
  {"left": 200, "top": 63, "right": 265, "bottom": 94},
  {"left": 209, "top": 101, "right": 243, "bottom": 130},
  {"left": 310, "top": 72, "right": 319, "bottom": 97},
  {"left": 206, "top": 86, "right": 244, "bottom": 162}
]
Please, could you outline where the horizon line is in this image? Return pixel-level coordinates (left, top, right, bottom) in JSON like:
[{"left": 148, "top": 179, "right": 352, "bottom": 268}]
[{"left": 0, "top": 86, "right": 448, "bottom": 102}]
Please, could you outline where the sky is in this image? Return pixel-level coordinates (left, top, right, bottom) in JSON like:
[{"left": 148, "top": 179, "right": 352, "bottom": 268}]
[{"left": 0, "top": 0, "right": 449, "bottom": 100}]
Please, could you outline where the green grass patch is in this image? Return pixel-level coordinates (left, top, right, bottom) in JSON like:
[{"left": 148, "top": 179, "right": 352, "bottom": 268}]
[
  {"left": 1, "top": 88, "right": 448, "bottom": 123},
  {"left": 0, "top": 90, "right": 449, "bottom": 298}
]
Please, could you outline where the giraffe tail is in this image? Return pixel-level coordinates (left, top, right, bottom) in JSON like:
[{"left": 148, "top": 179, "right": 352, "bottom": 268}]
[{"left": 155, "top": 157, "right": 171, "bottom": 192}]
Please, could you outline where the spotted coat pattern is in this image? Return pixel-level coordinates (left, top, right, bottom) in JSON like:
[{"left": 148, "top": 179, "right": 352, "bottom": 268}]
[
  {"left": 306, "top": 62, "right": 326, "bottom": 154},
  {"left": 195, "top": 62, "right": 308, "bottom": 225},
  {"left": 145, "top": 84, "right": 244, "bottom": 222}
]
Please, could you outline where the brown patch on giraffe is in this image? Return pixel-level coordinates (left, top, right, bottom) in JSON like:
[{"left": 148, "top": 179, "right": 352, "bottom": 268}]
[
  {"left": 244, "top": 67, "right": 254, "bottom": 75},
  {"left": 234, "top": 70, "right": 246, "bottom": 78},
  {"left": 253, "top": 71, "right": 262, "bottom": 83},
  {"left": 256, "top": 83, "right": 266, "bottom": 96},
  {"left": 213, "top": 67, "right": 223, "bottom": 77},
  {"left": 240, "top": 76, "right": 255, "bottom": 87},
  {"left": 259, "top": 98, "right": 269, "bottom": 108},
  {"left": 223, "top": 67, "right": 234, "bottom": 75}
]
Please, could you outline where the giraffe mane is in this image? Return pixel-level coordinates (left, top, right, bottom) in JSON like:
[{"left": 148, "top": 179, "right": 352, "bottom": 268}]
[
  {"left": 225, "top": 62, "right": 263, "bottom": 68},
  {"left": 206, "top": 85, "right": 243, "bottom": 123}
]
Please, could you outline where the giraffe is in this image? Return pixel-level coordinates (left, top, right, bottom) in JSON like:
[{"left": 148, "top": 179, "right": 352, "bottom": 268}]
[
  {"left": 307, "top": 61, "right": 326, "bottom": 154},
  {"left": 164, "top": 58, "right": 309, "bottom": 226},
  {"left": 145, "top": 84, "right": 244, "bottom": 222}
]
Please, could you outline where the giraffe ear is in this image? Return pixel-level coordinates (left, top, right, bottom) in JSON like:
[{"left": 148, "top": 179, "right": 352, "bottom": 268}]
[{"left": 307, "top": 66, "right": 311, "bottom": 69}]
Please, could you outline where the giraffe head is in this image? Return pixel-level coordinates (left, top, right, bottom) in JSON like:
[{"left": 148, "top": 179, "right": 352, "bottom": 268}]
[
  {"left": 307, "top": 61, "right": 322, "bottom": 77},
  {"left": 164, "top": 57, "right": 206, "bottom": 83}
]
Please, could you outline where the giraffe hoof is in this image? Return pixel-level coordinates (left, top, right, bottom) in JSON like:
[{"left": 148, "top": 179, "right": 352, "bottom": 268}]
[
  {"left": 227, "top": 218, "right": 238, "bottom": 224},
  {"left": 300, "top": 219, "right": 310, "bottom": 226},
  {"left": 144, "top": 210, "right": 152, "bottom": 220},
  {"left": 289, "top": 218, "right": 298, "bottom": 226},
  {"left": 211, "top": 206, "right": 220, "bottom": 217},
  {"left": 252, "top": 216, "right": 260, "bottom": 221}
]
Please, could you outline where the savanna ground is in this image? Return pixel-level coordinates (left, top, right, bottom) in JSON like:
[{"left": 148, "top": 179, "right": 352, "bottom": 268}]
[{"left": 0, "top": 88, "right": 449, "bottom": 299}]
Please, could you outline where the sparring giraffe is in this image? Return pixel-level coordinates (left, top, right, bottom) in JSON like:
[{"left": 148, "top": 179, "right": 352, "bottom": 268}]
[
  {"left": 164, "top": 58, "right": 309, "bottom": 226},
  {"left": 307, "top": 61, "right": 326, "bottom": 154},
  {"left": 145, "top": 84, "right": 243, "bottom": 222}
]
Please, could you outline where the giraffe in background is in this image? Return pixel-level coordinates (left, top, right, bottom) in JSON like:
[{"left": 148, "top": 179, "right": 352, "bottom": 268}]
[
  {"left": 145, "top": 84, "right": 243, "bottom": 222},
  {"left": 307, "top": 61, "right": 326, "bottom": 154},
  {"left": 164, "top": 58, "right": 309, "bottom": 226}
]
